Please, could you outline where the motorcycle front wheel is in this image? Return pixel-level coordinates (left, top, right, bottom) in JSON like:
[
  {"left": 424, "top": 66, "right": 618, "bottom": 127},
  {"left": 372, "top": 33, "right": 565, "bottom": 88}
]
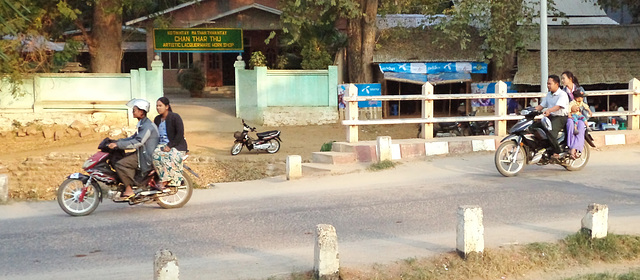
[
  {"left": 564, "top": 143, "right": 590, "bottom": 171},
  {"left": 266, "top": 139, "right": 280, "bottom": 154},
  {"left": 57, "top": 178, "right": 100, "bottom": 216},
  {"left": 156, "top": 174, "right": 193, "bottom": 209},
  {"left": 230, "top": 142, "right": 243, "bottom": 155},
  {"left": 495, "top": 141, "right": 526, "bottom": 177}
]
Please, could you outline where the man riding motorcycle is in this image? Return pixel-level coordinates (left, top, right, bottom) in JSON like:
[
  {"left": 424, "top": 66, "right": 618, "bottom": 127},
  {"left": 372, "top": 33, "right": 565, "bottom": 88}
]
[
  {"left": 107, "top": 99, "right": 159, "bottom": 199},
  {"left": 535, "top": 75, "right": 569, "bottom": 159}
]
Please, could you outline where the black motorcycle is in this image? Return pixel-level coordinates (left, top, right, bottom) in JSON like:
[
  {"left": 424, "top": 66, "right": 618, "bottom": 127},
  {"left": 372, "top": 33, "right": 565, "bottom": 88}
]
[
  {"left": 417, "top": 111, "right": 470, "bottom": 138},
  {"left": 468, "top": 111, "right": 494, "bottom": 135},
  {"left": 230, "top": 120, "right": 282, "bottom": 155},
  {"left": 494, "top": 108, "right": 595, "bottom": 177}
]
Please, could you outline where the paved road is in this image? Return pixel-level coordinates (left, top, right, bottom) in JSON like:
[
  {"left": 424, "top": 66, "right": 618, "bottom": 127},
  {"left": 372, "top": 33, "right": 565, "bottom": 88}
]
[{"left": 1, "top": 145, "right": 639, "bottom": 280}]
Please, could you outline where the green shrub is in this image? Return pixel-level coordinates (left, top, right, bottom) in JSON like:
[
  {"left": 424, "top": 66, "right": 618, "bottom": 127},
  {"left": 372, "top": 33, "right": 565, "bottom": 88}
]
[
  {"left": 177, "top": 63, "right": 205, "bottom": 97},
  {"left": 249, "top": 51, "right": 267, "bottom": 69},
  {"left": 320, "top": 141, "right": 335, "bottom": 152}
]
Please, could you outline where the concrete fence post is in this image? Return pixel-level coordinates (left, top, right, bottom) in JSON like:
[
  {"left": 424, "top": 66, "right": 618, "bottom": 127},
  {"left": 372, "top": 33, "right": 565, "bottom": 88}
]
[
  {"left": 286, "top": 155, "right": 302, "bottom": 180},
  {"left": 154, "top": 249, "right": 179, "bottom": 280},
  {"left": 495, "top": 81, "right": 508, "bottom": 136},
  {"left": 456, "top": 205, "right": 484, "bottom": 258},
  {"left": 345, "top": 84, "right": 359, "bottom": 143},
  {"left": 0, "top": 174, "right": 8, "bottom": 203},
  {"left": 376, "top": 136, "right": 392, "bottom": 162},
  {"left": 628, "top": 78, "right": 640, "bottom": 130},
  {"left": 421, "top": 82, "right": 435, "bottom": 139},
  {"left": 314, "top": 224, "right": 339, "bottom": 280},
  {"left": 581, "top": 203, "right": 608, "bottom": 239}
]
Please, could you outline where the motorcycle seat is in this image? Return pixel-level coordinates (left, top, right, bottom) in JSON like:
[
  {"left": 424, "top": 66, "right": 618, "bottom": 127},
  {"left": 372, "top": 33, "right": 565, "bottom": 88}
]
[{"left": 257, "top": 130, "right": 280, "bottom": 138}]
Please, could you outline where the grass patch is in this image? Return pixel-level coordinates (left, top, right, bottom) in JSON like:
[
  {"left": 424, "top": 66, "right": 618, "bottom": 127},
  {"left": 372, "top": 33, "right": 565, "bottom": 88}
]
[
  {"left": 367, "top": 160, "right": 397, "bottom": 171},
  {"left": 562, "top": 268, "right": 640, "bottom": 280},
  {"left": 268, "top": 231, "right": 640, "bottom": 280}
]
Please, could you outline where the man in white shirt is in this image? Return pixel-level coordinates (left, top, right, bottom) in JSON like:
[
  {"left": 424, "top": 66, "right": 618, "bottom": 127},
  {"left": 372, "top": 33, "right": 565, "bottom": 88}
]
[{"left": 535, "top": 75, "right": 570, "bottom": 158}]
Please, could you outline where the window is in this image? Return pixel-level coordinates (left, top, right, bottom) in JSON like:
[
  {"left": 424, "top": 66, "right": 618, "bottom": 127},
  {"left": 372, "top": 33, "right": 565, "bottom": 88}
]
[{"left": 160, "top": 52, "right": 193, "bottom": 69}]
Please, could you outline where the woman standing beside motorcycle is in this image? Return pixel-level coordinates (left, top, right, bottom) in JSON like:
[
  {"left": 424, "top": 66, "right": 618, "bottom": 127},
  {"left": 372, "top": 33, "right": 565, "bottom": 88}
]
[{"left": 153, "top": 97, "right": 189, "bottom": 189}]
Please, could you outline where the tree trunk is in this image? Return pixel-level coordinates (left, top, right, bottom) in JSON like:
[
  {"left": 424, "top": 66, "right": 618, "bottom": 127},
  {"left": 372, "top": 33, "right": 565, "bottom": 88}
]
[
  {"left": 490, "top": 52, "right": 515, "bottom": 81},
  {"left": 90, "top": 0, "right": 123, "bottom": 73},
  {"left": 347, "top": 0, "right": 378, "bottom": 83}
]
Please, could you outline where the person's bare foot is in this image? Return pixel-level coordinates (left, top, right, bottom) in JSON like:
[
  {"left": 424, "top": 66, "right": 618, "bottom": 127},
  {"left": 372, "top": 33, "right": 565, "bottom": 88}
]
[{"left": 121, "top": 186, "right": 134, "bottom": 197}]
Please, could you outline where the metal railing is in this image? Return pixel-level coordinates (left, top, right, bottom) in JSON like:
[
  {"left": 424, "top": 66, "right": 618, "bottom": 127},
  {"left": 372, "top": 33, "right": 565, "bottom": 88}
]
[{"left": 341, "top": 79, "right": 640, "bottom": 142}]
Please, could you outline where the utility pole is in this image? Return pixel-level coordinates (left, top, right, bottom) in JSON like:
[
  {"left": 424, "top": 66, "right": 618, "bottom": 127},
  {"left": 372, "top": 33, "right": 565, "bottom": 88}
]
[{"left": 540, "top": 0, "right": 548, "bottom": 92}]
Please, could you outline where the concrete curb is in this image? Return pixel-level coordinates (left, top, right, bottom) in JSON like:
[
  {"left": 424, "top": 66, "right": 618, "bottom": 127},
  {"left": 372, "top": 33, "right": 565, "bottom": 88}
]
[{"left": 332, "top": 130, "right": 640, "bottom": 163}]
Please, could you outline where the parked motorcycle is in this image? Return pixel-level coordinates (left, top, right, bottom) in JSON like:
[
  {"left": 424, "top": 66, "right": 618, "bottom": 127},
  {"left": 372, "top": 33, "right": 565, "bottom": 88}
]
[
  {"left": 494, "top": 108, "right": 595, "bottom": 177},
  {"left": 57, "top": 138, "right": 198, "bottom": 216},
  {"left": 468, "top": 111, "right": 494, "bottom": 136},
  {"left": 416, "top": 112, "right": 470, "bottom": 138},
  {"left": 231, "top": 120, "right": 282, "bottom": 155}
]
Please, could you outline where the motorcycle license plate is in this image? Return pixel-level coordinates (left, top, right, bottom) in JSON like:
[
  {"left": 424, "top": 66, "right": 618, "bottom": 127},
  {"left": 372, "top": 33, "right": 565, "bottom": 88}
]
[{"left": 69, "top": 173, "right": 81, "bottom": 179}]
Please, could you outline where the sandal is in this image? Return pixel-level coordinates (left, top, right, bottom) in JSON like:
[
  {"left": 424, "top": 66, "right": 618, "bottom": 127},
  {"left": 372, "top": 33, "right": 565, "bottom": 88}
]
[{"left": 121, "top": 192, "right": 135, "bottom": 198}]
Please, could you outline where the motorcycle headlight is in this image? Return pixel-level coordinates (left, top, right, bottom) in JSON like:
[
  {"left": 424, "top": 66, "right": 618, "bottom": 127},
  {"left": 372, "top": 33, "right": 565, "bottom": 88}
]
[{"left": 520, "top": 109, "right": 530, "bottom": 116}]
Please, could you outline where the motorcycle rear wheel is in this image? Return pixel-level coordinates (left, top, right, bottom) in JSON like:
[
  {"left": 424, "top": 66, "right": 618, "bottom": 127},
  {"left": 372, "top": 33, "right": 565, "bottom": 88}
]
[
  {"left": 230, "top": 142, "right": 243, "bottom": 155},
  {"left": 564, "top": 143, "right": 590, "bottom": 171},
  {"left": 57, "top": 178, "right": 100, "bottom": 216},
  {"left": 495, "top": 141, "right": 526, "bottom": 177},
  {"left": 266, "top": 139, "right": 280, "bottom": 154},
  {"left": 156, "top": 174, "right": 193, "bottom": 209}
]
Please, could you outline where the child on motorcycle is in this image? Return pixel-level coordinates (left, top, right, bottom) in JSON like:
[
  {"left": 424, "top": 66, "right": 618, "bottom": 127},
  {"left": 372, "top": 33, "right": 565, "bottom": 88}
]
[{"left": 566, "top": 91, "right": 592, "bottom": 159}]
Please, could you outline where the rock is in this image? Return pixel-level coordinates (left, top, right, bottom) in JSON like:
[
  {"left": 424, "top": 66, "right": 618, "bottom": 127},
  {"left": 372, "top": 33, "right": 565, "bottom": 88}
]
[
  {"left": 42, "top": 128, "right": 54, "bottom": 139},
  {"left": 79, "top": 129, "right": 92, "bottom": 138},
  {"left": 54, "top": 130, "right": 64, "bottom": 141},
  {"left": 109, "top": 129, "right": 123, "bottom": 138},
  {"left": 27, "top": 126, "right": 38, "bottom": 135},
  {"left": 17, "top": 131, "right": 27, "bottom": 137},
  {"left": 96, "top": 125, "right": 110, "bottom": 133},
  {"left": 69, "top": 120, "right": 86, "bottom": 131}
]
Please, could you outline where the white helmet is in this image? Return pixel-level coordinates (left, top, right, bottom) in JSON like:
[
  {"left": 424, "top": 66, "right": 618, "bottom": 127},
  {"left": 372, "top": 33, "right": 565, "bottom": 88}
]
[{"left": 126, "top": 99, "right": 150, "bottom": 112}]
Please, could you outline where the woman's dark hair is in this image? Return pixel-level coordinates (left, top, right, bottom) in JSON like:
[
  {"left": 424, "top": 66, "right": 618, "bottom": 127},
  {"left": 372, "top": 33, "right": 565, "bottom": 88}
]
[
  {"left": 562, "top": 71, "right": 580, "bottom": 87},
  {"left": 157, "top": 97, "right": 173, "bottom": 112}
]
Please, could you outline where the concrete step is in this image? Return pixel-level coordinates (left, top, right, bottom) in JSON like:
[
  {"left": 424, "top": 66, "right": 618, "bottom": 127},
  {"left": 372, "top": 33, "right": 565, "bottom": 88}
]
[
  {"left": 311, "top": 152, "right": 357, "bottom": 164},
  {"left": 302, "top": 162, "right": 369, "bottom": 176}
]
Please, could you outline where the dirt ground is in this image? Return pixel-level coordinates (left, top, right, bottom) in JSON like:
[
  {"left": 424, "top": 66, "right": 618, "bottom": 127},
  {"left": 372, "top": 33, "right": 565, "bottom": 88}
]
[{"left": 0, "top": 91, "right": 418, "bottom": 199}]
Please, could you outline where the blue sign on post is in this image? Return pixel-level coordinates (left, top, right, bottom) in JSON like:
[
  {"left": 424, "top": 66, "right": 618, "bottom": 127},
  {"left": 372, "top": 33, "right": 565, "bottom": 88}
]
[
  {"left": 338, "top": 84, "right": 382, "bottom": 108},
  {"left": 356, "top": 84, "right": 381, "bottom": 108}
]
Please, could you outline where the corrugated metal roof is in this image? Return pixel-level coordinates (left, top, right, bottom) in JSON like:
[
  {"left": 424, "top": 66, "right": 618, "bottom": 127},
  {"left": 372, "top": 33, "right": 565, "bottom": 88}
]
[
  {"left": 525, "top": 25, "right": 640, "bottom": 50},
  {"left": 513, "top": 50, "right": 640, "bottom": 85},
  {"left": 373, "top": 28, "right": 484, "bottom": 63}
]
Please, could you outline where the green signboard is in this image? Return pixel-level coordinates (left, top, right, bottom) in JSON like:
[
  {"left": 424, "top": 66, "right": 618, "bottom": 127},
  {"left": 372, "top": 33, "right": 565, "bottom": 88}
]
[{"left": 153, "top": 28, "right": 243, "bottom": 52}]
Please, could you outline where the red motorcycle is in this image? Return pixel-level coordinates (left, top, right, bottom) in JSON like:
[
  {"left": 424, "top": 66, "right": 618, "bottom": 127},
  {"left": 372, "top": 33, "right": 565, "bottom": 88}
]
[
  {"left": 230, "top": 119, "right": 282, "bottom": 155},
  {"left": 57, "top": 138, "right": 197, "bottom": 216}
]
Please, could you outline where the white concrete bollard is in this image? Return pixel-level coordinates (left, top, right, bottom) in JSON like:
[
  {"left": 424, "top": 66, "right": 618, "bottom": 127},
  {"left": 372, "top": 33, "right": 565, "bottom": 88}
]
[
  {"left": 581, "top": 203, "right": 608, "bottom": 239},
  {"left": 0, "top": 174, "right": 8, "bottom": 203},
  {"left": 154, "top": 249, "right": 179, "bottom": 280},
  {"left": 314, "top": 224, "right": 339, "bottom": 280},
  {"left": 376, "top": 136, "right": 392, "bottom": 162},
  {"left": 286, "top": 155, "right": 302, "bottom": 180},
  {"left": 456, "top": 205, "right": 484, "bottom": 258}
]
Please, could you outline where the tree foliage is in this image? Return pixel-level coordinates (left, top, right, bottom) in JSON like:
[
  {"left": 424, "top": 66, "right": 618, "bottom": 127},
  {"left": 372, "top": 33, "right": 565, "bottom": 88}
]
[
  {"left": 592, "top": 0, "right": 640, "bottom": 23},
  {"left": 420, "top": 0, "right": 540, "bottom": 79},
  {"left": 1, "top": 0, "right": 82, "bottom": 95},
  {"left": 279, "top": 0, "right": 357, "bottom": 70}
]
